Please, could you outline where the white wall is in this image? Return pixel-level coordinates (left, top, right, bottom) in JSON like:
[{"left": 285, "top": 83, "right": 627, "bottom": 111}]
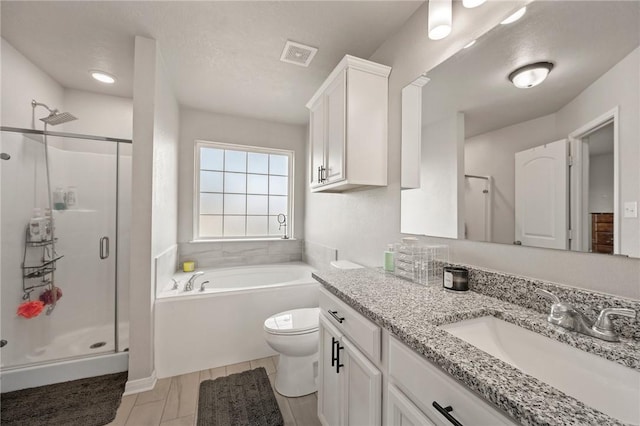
[
  {"left": 304, "top": 1, "right": 640, "bottom": 300},
  {"left": 465, "top": 113, "right": 558, "bottom": 244},
  {"left": 128, "top": 36, "right": 179, "bottom": 388},
  {"left": 402, "top": 113, "right": 464, "bottom": 238},
  {"left": 1, "top": 38, "right": 65, "bottom": 130},
  {"left": 177, "top": 108, "right": 306, "bottom": 261},
  {"left": 589, "top": 153, "right": 614, "bottom": 214}
]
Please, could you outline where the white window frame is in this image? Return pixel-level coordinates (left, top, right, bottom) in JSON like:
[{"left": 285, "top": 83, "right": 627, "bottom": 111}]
[{"left": 193, "top": 140, "right": 294, "bottom": 241}]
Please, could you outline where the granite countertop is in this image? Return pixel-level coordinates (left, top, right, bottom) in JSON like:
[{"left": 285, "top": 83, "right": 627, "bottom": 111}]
[{"left": 312, "top": 268, "right": 640, "bottom": 426}]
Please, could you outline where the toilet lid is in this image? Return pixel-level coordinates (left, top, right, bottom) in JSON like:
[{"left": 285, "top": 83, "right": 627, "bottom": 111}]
[{"left": 264, "top": 308, "right": 320, "bottom": 335}]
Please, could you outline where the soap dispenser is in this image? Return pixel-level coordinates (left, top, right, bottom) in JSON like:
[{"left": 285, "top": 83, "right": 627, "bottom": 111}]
[{"left": 384, "top": 244, "right": 395, "bottom": 272}]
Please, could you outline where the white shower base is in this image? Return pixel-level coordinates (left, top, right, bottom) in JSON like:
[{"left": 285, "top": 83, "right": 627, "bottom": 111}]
[{"left": 1, "top": 323, "right": 129, "bottom": 393}]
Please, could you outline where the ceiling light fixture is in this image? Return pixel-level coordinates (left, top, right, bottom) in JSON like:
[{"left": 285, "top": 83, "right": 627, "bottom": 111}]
[
  {"left": 428, "top": 0, "right": 452, "bottom": 40},
  {"left": 462, "top": 0, "right": 486, "bottom": 8},
  {"left": 501, "top": 6, "right": 527, "bottom": 25},
  {"left": 464, "top": 40, "right": 477, "bottom": 49},
  {"left": 90, "top": 71, "right": 116, "bottom": 84},
  {"left": 508, "top": 62, "right": 554, "bottom": 89}
]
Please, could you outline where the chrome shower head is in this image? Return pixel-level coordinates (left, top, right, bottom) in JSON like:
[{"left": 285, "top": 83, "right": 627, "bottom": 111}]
[
  {"left": 40, "top": 111, "right": 77, "bottom": 126},
  {"left": 32, "top": 99, "right": 77, "bottom": 126}
]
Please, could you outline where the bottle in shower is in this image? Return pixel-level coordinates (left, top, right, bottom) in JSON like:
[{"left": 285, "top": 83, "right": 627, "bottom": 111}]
[{"left": 29, "top": 208, "right": 44, "bottom": 242}]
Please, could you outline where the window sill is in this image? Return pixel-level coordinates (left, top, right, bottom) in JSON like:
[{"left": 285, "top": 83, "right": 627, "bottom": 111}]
[{"left": 188, "top": 238, "right": 298, "bottom": 244}]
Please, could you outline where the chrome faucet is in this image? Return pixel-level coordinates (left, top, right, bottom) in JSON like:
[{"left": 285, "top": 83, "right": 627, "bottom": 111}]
[
  {"left": 199, "top": 280, "right": 210, "bottom": 292},
  {"left": 185, "top": 272, "right": 204, "bottom": 291},
  {"left": 536, "top": 289, "right": 636, "bottom": 342}
]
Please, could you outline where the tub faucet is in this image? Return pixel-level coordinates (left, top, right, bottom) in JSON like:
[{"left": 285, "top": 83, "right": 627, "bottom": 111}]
[
  {"left": 185, "top": 272, "right": 204, "bottom": 291},
  {"left": 536, "top": 288, "right": 636, "bottom": 342}
]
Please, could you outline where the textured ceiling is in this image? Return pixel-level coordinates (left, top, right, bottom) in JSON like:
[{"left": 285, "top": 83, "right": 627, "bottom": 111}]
[
  {"left": 421, "top": 1, "right": 640, "bottom": 138},
  {"left": 1, "top": 1, "right": 422, "bottom": 124}
]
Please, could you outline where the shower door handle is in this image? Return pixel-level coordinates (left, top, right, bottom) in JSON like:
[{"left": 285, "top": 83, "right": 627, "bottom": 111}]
[{"left": 99, "top": 237, "right": 110, "bottom": 259}]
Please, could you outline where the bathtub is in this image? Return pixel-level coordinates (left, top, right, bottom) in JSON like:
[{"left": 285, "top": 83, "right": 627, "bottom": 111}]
[{"left": 154, "top": 262, "right": 319, "bottom": 378}]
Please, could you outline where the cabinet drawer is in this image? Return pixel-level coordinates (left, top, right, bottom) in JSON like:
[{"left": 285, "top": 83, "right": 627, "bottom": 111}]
[
  {"left": 389, "top": 337, "right": 517, "bottom": 426},
  {"left": 319, "top": 288, "right": 381, "bottom": 362},
  {"left": 594, "top": 222, "right": 613, "bottom": 232}
]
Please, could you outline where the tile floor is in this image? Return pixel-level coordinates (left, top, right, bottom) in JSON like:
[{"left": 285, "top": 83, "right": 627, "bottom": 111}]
[{"left": 108, "top": 355, "right": 321, "bottom": 426}]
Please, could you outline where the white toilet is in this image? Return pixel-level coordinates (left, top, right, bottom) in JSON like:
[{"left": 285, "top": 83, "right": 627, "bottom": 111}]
[
  {"left": 263, "top": 261, "right": 363, "bottom": 397},
  {"left": 264, "top": 307, "right": 320, "bottom": 397}
]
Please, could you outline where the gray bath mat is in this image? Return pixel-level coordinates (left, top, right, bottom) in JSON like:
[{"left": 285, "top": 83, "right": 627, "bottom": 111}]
[
  {"left": 0, "top": 371, "right": 127, "bottom": 426},
  {"left": 198, "top": 367, "right": 283, "bottom": 426}
]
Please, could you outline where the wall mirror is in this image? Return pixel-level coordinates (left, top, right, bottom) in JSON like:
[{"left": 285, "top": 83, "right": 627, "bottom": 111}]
[{"left": 400, "top": 0, "right": 639, "bottom": 258}]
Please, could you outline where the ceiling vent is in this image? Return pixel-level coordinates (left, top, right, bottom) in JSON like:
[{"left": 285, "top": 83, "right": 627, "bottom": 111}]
[{"left": 280, "top": 40, "right": 318, "bottom": 67}]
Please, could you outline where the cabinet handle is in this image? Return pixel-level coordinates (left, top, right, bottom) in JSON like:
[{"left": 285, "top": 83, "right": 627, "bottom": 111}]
[
  {"left": 336, "top": 341, "right": 344, "bottom": 374},
  {"left": 328, "top": 310, "right": 345, "bottom": 323},
  {"left": 331, "top": 337, "right": 337, "bottom": 367},
  {"left": 317, "top": 166, "right": 322, "bottom": 183},
  {"left": 432, "top": 401, "right": 463, "bottom": 426},
  {"left": 320, "top": 166, "right": 326, "bottom": 182}
]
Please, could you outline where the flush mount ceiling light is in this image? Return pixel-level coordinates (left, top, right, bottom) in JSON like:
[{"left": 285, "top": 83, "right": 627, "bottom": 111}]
[
  {"left": 501, "top": 6, "right": 527, "bottom": 25},
  {"left": 508, "top": 62, "right": 554, "bottom": 89},
  {"left": 428, "top": 0, "right": 452, "bottom": 40},
  {"left": 463, "top": 0, "right": 486, "bottom": 8},
  {"left": 90, "top": 70, "right": 116, "bottom": 84}
]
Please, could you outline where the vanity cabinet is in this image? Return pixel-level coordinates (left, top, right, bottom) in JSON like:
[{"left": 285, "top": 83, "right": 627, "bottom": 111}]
[
  {"left": 307, "top": 55, "right": 391, "bottom": 192},
  {"left": 318, "top": 289, "right": 382, "bottom": 426},
  {"left": 388, "top": 337, "right": 517, "bottom": 426}
]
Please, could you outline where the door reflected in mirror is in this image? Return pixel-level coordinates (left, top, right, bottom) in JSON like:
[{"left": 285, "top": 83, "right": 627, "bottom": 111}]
[{"left": 400, "top": 0, "right": 639, "bottom": 258}]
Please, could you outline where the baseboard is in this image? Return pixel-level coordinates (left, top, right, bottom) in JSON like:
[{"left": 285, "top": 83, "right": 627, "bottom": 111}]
[{"left": 123, "top": 370, "right": 157, "bottom": 395}]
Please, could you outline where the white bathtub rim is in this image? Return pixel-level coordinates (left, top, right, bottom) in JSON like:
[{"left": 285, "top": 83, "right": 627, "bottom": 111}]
[
  {"left": 157, "top": 280, "right": 319, "bottom": 302},
  {"left": 158, "top": 262, "right": 317, "bottom": 299}
]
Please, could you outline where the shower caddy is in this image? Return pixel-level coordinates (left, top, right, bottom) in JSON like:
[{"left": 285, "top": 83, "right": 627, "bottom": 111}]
[{"left": 21, "top": 225, "right": 63, "bottom": 301}]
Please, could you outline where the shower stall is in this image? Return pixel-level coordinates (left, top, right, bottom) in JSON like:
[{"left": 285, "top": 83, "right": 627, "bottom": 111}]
[{"left": 0, "top": 113, "right": 131, "bottom": 392}]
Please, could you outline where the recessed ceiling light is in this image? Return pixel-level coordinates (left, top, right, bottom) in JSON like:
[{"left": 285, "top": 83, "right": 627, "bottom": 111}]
[
  {"left": 501, "top": 6, "right": 527, "bottom": 25},
  {"left": 508, "top": 62, "right": 554, "bottom": 89},
  {"left": 463, "top": 0, "right": 486, "bottom": 8},
  {"left": 90, "top": 71, "right": 116, "bottom": 84},
  {"left": 464, "top": 40, "right": 477, "bottom": 49}
]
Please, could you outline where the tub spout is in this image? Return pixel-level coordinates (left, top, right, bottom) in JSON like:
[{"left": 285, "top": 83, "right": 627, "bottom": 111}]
[{"left": 185, "top": 271, "right": 204, "bottom": 291}]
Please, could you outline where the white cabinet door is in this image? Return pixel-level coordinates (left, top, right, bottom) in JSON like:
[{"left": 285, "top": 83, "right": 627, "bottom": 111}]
[
  {"left": 342, "top": 337, "right": 382, "bottom": 426},
  {"left": 319, "top": 315, "right": 342, "bottom": 426},
  {"left": 325, "top": 68, "right": 346, "bottom": 185},
  {"left": 387, "top": 384, "right": 435, "bottom": 426},
  {"left": 310, "top": 99, "right": 326, "bottom": 188},
  {"left": 515, "top": 139, "right": 569, "bottom": 249}
]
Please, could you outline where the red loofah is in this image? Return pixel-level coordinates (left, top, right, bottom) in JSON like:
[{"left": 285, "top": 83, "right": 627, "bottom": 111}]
[{"left": 17, "top": 301, "right": 45, "bottom": 319}]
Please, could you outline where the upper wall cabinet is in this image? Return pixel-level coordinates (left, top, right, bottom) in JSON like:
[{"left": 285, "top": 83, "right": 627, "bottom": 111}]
[{"left": 307, "top": 55, "right": 391, "bottom": 192}]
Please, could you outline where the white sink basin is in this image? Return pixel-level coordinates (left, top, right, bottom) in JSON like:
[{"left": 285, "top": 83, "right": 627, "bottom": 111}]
[{"left": 440, "top": 316, "right": 640, "bottom": 425}]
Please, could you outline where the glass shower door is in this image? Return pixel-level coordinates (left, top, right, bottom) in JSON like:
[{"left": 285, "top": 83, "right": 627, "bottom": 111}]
[{"left": 0, "top": 130, "right": 118, "bottom": 369}]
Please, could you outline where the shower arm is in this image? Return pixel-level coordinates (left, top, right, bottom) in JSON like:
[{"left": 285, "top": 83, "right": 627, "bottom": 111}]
[{"left": 31, "top": 100, "right": 58, "bottom": 115}]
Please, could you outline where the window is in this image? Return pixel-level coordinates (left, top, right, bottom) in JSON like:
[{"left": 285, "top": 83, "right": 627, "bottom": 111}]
[{"left": 195, "top": 141, "right": 293, "bottom": 239}]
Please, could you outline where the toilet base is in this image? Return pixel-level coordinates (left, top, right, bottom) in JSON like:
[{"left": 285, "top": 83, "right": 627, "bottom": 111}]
[{"left": 274, "top": 353, "right": 318, "bottom": 397}]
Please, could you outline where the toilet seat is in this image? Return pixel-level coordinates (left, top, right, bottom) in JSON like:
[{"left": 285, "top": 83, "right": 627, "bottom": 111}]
[{"left": 264, "top": 308, "right": 320, "bottom": 336}]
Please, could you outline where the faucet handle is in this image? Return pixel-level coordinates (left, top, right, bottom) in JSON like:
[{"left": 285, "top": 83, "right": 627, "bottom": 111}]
[
  {"left": 171, "top": 279, "right": 179, "bottom": 290},
  {"left": 593, "top": 308, "right": 636, "bottom": 333},
  {"left": 199, "top": 280, "right": 210, "bottom": 292},
  {"left": 536, "top": 288, "right": 560, "bottom": 304}
]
